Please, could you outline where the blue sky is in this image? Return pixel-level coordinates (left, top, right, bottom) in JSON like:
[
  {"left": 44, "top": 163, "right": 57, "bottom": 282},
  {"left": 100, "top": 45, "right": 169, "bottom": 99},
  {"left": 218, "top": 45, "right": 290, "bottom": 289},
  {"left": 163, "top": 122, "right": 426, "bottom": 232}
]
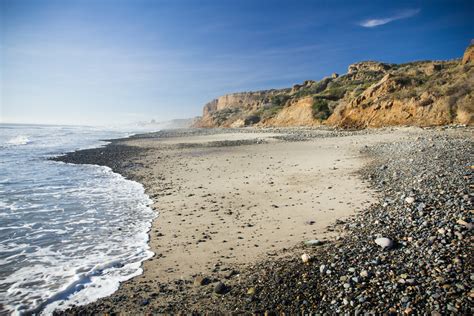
[{"left": 1, "top": 0, "right": 473, "bottom": 125}]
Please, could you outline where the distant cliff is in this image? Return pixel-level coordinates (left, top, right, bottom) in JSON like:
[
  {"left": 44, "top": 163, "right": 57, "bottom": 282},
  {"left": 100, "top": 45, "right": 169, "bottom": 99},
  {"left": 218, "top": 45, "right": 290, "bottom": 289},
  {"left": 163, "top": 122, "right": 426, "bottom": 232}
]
[{"left": 193, "top": 44, "right": 474, "bottom": 128}]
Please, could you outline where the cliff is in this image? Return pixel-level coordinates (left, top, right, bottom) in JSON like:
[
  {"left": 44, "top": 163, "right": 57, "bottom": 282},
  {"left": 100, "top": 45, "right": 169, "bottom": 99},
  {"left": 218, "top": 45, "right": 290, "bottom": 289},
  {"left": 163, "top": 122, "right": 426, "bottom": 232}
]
[
  {"left": 194, "top": 89, "right": 289, "bottom": 127},
  {"left": 193, "top": 44, "right": 474, "bottom": 128}
]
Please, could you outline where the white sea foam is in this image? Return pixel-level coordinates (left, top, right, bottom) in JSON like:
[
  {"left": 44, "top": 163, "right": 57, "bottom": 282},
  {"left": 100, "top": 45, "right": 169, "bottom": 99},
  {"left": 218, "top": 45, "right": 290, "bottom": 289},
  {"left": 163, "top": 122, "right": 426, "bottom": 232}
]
[
  {"left": 6, "top": 135, "right": 30, "bottom": 146},
  {"left": 0, "top": 124, "right": 158, "bottom": 315}
]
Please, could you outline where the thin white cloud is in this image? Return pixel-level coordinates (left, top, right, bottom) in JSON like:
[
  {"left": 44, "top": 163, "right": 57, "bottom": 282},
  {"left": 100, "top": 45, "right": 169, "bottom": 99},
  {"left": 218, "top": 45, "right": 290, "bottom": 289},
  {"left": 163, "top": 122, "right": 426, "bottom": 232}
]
[{"left": 360, "top": 9, "right": 420, "bottom": 28}]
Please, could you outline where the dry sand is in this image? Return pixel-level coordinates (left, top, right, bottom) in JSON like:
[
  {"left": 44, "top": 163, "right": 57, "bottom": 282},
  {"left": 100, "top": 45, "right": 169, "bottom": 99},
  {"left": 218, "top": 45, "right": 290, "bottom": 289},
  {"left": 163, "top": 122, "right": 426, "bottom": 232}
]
[{"left": 116, "top": 131, "right": 398, "bottom": 284}]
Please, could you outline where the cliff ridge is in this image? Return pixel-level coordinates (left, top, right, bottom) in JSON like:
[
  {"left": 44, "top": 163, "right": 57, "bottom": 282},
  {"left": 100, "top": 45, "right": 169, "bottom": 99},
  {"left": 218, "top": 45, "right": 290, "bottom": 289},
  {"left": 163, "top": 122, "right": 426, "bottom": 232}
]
[{"left": 193, "top": 44, "right": 474, "bottom": 128}]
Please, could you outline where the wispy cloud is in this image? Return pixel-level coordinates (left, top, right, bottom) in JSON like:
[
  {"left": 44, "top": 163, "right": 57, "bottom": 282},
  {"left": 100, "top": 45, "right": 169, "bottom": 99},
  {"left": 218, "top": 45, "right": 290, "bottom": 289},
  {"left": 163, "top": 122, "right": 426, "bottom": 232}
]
[{"left": 359, "top": 9, "right": 420, "bottom": 28}]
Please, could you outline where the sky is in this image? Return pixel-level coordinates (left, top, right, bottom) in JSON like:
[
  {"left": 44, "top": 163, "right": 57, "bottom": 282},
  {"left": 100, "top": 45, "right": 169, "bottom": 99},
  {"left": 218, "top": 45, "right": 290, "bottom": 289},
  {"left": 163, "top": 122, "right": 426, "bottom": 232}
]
[{"left": 0, "top": 0, "right": 473, "bottom": 126}]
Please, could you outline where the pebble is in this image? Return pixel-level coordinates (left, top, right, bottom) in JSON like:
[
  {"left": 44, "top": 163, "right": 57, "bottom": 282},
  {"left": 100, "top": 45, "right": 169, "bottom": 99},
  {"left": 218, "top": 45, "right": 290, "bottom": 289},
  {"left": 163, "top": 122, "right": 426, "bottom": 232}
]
[
  {"left": 301, "top": 253, "right": 311, "bottom": 263},
  {"left": 193, "top": 276, "right": 209, "bottom": 286},
  {"left": 405, "top": 197, "right": 415, "bottom": 204},
  {"left": 374, "top": 237, "right": 394, "bottom": 249},
  {"left": 223, "top": 270, "right": 238, "bottom": 279},
  {"left": 319, "top": 265, "right": 327, "bottom": 274},
  {"left": 456, "top": 219, "right": 473, "bottom": 230},
  {"left": 214, "top": 282, "right": 227, "bottom": 294},
  {"left": 304, "top": 239, "right": 324, "bottom": 246}
]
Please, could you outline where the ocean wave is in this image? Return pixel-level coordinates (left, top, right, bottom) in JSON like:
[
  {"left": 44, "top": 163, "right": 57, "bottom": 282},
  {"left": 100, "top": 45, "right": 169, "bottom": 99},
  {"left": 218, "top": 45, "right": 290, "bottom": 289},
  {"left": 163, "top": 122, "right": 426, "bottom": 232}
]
[
  {"left": 5, "top": 135, "right": 31, "bottom": 146},
  {"left": 0, "top": 125, "right": 157, "bottom": 315}
]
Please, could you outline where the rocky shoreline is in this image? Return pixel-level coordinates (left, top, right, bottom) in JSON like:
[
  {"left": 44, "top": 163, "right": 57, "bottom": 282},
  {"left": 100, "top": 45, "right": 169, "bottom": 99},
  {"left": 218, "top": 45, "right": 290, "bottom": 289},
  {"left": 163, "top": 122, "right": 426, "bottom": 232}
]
[{"left": 53, "top": 127, "right": 473, "bottom": 315}]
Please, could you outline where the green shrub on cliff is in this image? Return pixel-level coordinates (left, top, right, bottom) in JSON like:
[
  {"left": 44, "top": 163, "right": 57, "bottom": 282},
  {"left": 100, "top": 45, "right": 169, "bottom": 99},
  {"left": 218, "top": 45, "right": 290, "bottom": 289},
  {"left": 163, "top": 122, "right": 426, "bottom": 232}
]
[
  {"left": 312, "top": 97, "right": 331, "bottom": 120},
  {"left": 251, "top": 94, "right": 290, "bottom": 120},
  {"left": 244, "top": 114, "right": 260, "bottom": 125},
  {"left": 270, "top": 94, "right": 290, "bottom": 107},
  {"left": 292, "top": 78, "right": 331, "bottom": 98}
]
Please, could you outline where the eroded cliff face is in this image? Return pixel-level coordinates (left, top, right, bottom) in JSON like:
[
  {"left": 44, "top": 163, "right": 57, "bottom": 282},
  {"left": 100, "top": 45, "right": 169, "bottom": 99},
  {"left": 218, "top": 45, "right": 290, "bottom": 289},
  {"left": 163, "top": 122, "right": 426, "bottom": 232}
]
[
  {"left": 327, "top": 60, "right": 473, "bottom": 127},
  {"left": 462, "top": 44, "right": 474, "bottom": 65},
  {"left": 194, "top": 89, "right": 289, "bottom": 127},
  {"left": 261, "top": 96, "right": 318, "bottom": 127},
  {"left": 193, "top": 44, "right": 474, "bottom": 128}
]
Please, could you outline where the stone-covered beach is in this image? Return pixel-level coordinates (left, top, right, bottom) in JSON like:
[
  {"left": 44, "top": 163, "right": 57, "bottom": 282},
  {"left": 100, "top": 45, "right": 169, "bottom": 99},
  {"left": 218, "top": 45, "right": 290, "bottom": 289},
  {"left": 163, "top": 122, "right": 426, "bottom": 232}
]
[{"left": 53, "top": 126, "right": 473, "bottom": 314}]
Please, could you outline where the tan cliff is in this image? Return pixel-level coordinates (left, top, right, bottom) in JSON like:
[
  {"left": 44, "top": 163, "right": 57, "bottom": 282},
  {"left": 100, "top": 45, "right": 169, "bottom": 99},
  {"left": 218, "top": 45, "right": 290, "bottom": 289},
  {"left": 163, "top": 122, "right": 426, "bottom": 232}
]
[
  {"left": 462, "top": 44, "right": 474, "bottom": 64},
  {"left": 196, "top": 89, "right": 288, "bottom": 128},
  {"left": 193, "top": 44, "right": 474, "bottom": 128}
]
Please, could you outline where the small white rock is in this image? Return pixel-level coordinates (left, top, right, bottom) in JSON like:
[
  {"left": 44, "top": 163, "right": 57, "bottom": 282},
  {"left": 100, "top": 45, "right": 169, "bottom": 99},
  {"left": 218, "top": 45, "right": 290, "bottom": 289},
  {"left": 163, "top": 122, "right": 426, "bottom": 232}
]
[
  {"left": 375, "top": 237, "right": 394, "bottom": 249},
  {"left": 301, "top": 253, "right": 311, "bottom": 263},
  {"left": 417, "top": 203, "right": 426, "bottom": 211},
  {"left": 405, "top": 197, "right": 415, "bottom": 204},
  {"left": 320, "top": 264, "right": 327, "bottom": 273}
]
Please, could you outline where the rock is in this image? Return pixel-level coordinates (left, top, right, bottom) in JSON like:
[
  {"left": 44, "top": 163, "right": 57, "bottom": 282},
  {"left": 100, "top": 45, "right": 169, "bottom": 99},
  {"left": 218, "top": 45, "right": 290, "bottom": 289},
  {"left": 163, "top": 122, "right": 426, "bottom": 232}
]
[
  {"left": 194, "top": 276, "right": 209, "bottom": 286},
  {"left": 223, "top": 270, "right": 238, "bottom": 279},
  {"left": 456, "top": 219, "right": 473, "bottom": 230},
  {"left": 405, "top": 197, "right": 415, "bottom": 204},
  {"left": 375, "top": 237, "right": 394, "bottom": 249},
  {"left": 304, "top": 239, "right": 324, "bottom": 246},
  {"left": 247, "top": 287, "right": 256, "bottom": 295},
  {"left": 360, "top": 270, "right": 369, "bottom": 278},
  {"left": 301, "top": 253, "right": 311, "bottom": 263},
  {"left": 406, "top": 278, "right": 416, "bottom": 285},
  {"left": 416, "top": 203, "right": 426, "bottom": 211},
  {"left": 319, "top": 264, "right": 327, "bottom": 274},
  {"left": 214, "top": 282, "right": 227, "bottom": 294}
]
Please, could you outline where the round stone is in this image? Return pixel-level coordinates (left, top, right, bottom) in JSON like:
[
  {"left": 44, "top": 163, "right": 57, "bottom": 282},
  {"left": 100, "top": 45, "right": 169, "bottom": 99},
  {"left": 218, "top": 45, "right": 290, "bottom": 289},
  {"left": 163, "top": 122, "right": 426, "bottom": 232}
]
[
  {"left": 405, "top": 197, "right": 415, "bottom": 204},
  {"left": 214, "top": 282, "right": 227, "bottom": 294},
  {"left": 375, "top": 237, "right": 394, "bottom": 249}
]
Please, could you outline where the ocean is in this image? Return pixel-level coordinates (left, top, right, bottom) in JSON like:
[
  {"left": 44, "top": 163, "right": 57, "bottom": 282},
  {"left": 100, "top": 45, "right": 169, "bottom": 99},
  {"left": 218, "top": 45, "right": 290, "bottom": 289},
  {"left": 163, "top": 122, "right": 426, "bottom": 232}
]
[{"left": 0, "top": 124, "right": 157, "bottom": 315}]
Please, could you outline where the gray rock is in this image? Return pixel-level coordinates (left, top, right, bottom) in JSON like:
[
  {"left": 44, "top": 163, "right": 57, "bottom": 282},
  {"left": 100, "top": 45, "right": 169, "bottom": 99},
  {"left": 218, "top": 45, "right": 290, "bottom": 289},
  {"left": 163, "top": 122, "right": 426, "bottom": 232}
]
[
  {"left": 304, "top": 239, "right": 324, "bottom": 246},
  {"left": 319, "top": 264, "right": 327, "bottom": 274},
  {"left": 374, "top": 237, "right": 394, "bottom": 249}
]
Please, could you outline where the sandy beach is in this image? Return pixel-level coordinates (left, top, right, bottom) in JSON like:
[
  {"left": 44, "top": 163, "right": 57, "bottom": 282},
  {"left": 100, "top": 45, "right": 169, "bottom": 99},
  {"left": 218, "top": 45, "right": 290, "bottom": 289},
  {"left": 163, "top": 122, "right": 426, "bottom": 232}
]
[
  {"left": 54, "top": 126, "right": 473, "bottom": 314},
  {"left": 129, "top": 131, "right": 378, "bottom": 283}
]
